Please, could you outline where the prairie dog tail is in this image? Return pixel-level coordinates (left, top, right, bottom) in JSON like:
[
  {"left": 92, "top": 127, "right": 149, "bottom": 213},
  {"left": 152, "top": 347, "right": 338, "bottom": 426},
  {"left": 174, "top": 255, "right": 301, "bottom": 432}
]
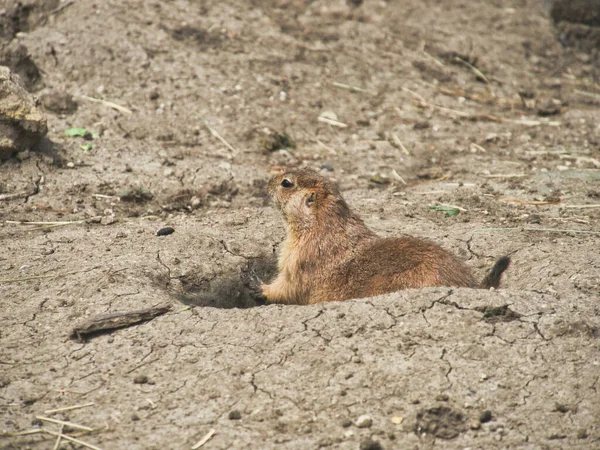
[{"left": 480, "top": 256, "right": 511, "bottom": 289}]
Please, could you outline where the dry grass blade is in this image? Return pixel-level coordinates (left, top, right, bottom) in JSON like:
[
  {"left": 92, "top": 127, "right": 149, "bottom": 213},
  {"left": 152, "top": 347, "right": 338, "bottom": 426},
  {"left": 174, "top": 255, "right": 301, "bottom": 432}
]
[
  {"left": 484, "top": 173, "right": 526, "bottom": 178},
  {"left": 453, "top": 56, "right": 491, "bottom": 85},
  {"left": 437, "top": 202, "right": 468, "bottom": 212},
  {"left": 403, "top": 88, "right": 557, "bottom": 126},
  {"left": 422, "top": 50, "right": 445, "bottom": 67},
  {"left": 574, "top": 90, "right": 600, "bottom": 100},
  {"left": 470, "top": 143, "right": 487, "bottom": 153},
  {"left": 42, "top": 429, "right": 103, "bottom": 450},
  {"left": 0, "top": 274, "right": 57, "bottom": 284},
  {"left": 317, "top": 116, "right": 348, "bottom": 128},
  {"left": 6, "top": 220, "right": 84, "bottom": 226},
  {"left": 498, "top": 198, "right": 560, "bottom": 206},
  {"left": 191, "top": 429, "right": 216, "bottom": 449},
  {"left": 391, "top": 170, "right": 407, "bottom": 185},
  {"left": 52, "top": 424, "right": 65, "bottom": 450},
  {"left": 4, "top": 217, "right": 102, "bottom": 230},
  {"left": 37, "top": 416, "right": 94, "bottom": 432},
  {"left": 563, "top": 204, "right": 600, "bottom": 209},
  {"left": 80, "top": 95, "right": 132, "bottom": 115},
  {"left": 199, "top": 116, "right": 238, "bottom": 154},
  {"left": 91, "top": 194, "right": 118, "bottom": 199},
  {"left": 438, "top": 87, "right": 522, "bottom": 110},
  {"left": 477, "top": 227, "right": 600, "bottom": 235},
  {"left": 389, "top": 133, "right": 410, "bottom": 155},
  {"left": 316, "top": 139, "right": 337, "bottom": 155},
  {"left": 3, "top": 429, "right": 43, "bottom": 437},
  {"left": 45, "top": 403, "right": 96, "bottom": 415},
  {"left": 332, "top": 82, "right": 372, "bottom": 94}
]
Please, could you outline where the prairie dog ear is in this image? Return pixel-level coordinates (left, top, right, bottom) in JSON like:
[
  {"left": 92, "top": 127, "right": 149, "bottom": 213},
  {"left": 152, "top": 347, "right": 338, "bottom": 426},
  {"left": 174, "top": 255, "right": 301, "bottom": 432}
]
[{"left": 305, "top": 191, "right": 316, "bottom": 207}]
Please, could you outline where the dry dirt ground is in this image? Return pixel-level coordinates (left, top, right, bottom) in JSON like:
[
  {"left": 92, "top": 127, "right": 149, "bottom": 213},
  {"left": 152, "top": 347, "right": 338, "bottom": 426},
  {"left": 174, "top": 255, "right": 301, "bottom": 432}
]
[{"left": 1, "top": 0, "right": 599, "bottom": 449}]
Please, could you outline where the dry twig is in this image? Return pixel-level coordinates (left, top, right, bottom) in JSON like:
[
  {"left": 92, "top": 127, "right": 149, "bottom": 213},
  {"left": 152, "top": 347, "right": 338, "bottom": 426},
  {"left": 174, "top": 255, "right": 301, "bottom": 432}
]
[
  {"left": 80, "top": 95, "right": 132, "bottom": 115},
  {"left": 71, "top": 304, "right": 172, "bottom": 340}
]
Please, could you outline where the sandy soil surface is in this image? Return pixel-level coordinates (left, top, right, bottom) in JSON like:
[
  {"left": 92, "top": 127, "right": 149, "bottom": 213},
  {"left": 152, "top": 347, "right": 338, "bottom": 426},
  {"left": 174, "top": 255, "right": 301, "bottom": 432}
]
[{"left": 1, "top": 0, "right": 599, "bottom": 449}]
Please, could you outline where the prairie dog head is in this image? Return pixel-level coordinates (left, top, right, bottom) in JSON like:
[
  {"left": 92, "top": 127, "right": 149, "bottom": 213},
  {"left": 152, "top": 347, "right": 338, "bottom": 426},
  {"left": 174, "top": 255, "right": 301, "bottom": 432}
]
[{"left": 267, "top": 168, "right": 344, "bottom": 229}]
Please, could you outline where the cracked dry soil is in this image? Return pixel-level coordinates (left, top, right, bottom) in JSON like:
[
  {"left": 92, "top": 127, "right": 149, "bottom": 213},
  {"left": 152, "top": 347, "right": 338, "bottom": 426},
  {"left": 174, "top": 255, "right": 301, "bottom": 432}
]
[{"left": 1, "top": 0, "right": 599, "bottom": 449}]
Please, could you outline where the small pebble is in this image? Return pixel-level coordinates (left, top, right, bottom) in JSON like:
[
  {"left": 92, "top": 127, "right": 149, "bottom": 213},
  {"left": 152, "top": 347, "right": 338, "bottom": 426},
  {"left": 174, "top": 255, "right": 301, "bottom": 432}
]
[
  {"left": 156, "top": 227, "right": 175, "bottom": 236},
  {"left": 341, "top": 419, "right": 352, "bottom": 428},
  {"left": 355, "top": 414, "right": 373, "bottom": 428},
  {"left": 228, "top": 410, "right": 241, "bottom": 420},
  {"left": 391, "top": 415, "right": 403, "bottom": 425},
  {"left": 470, "top": 420, "right": 481, "bottom": 430},
  {"left": 133, "top": 375, "right": 148, "bottom": 384},
  {"left": 359, "top": 438, "right": 383, "bottom": 450}
]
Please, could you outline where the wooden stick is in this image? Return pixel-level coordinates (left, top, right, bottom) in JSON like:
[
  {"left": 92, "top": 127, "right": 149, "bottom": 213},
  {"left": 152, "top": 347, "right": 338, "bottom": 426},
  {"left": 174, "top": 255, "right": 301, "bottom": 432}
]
[
  {"left": 191, "top": 429, "right": 216, "bottom": 449},
  {"left": 71, "top": 304, "right": 172, "bottom": 340},
  {"left": 42, "top": 429, "right": 103, "bottom": 450},
  {"left": 80, "top": 95, "right": 132, "bottom": 115},
  {"left": 37, "top": 416, "right": 94, "bottom": 432},
  {"left": 45, "top": 403, "right": 96, "bottom": 415}
]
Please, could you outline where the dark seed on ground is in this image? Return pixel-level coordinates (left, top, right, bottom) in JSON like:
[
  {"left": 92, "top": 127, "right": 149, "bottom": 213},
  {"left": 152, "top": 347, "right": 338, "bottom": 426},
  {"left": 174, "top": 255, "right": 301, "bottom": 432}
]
[
  {"left": 229, "top": 410, "right": 242, "bottom": 420},
  {"left": 156, "top": 227, "right": 175, "bottom": 236},
  {"left": 479, "top": 410, "right": 493, "bottom": 423}
]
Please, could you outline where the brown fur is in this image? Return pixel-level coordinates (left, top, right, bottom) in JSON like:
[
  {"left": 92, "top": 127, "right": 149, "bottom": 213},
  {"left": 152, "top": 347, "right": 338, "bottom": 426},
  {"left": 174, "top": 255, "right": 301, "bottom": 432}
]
[{"left": 261, "top": 168, "right": 509, "bottom": 305}]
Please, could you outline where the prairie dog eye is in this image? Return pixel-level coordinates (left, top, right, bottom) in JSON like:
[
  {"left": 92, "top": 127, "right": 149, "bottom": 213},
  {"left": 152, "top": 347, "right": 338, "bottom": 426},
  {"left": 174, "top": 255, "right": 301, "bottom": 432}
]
[{"left": 281, "top": 179, "right": 293, "bottom": 188}]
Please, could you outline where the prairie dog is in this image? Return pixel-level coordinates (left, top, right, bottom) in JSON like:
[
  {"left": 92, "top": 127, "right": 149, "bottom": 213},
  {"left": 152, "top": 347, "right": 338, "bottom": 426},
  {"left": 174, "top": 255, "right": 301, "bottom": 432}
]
[{"left": 259, "top": 168, "right": 509, "bottom": 305}]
